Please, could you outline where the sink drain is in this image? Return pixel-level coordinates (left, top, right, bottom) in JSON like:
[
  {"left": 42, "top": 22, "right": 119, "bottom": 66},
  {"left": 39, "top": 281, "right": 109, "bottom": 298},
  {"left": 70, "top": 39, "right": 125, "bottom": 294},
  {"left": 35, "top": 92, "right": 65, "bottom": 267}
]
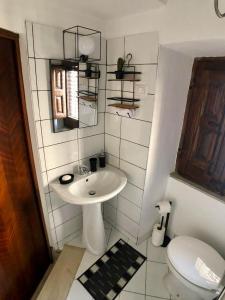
[{"left": 89, "top": 190, "right": 96, "bottom": 196}]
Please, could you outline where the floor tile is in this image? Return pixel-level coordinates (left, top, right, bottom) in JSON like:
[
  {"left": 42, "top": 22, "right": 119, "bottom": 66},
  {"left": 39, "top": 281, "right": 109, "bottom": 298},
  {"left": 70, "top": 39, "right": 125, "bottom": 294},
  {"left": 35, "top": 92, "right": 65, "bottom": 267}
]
[
  {"left": 127, "top": 239, "right": 147, "bottom": 256},
  {"left": 147, "top": 238, "right": 167, "bottom": 263},
  {"left": 124, "top": 262, "right": 146, "bottom": 294},
  {"left": 107, "top": 228, "right": 129, "bottom": 249},
  {"left": 119, "top": 291, "right": 145, "bottom": 299},
  {"left": 146, "top": 261, "right": 170, "bottom": 299},
  {"left": 66, "top": 280, "right": 93, "bottom": 300},
  {"left": 75, "top": 250, "right": 101, "bottom": 279},
  {"left": 146, "top": 297, "right": 167, "bottom": 300}
]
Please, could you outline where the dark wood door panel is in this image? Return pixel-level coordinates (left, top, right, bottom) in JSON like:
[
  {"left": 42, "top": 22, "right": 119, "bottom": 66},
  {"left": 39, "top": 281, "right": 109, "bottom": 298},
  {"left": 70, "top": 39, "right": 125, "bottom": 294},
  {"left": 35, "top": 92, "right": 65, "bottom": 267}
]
[{"left": 0, "top": 28, "right": 51, "bottom": 299}]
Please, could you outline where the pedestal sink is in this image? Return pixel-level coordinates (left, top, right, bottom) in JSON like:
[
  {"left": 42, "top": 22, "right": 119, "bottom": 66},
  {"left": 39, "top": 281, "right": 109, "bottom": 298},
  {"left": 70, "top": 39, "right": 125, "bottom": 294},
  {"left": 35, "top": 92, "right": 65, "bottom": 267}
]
[{"left": 51, "top": 165, "right": 127, "bottom": 255}]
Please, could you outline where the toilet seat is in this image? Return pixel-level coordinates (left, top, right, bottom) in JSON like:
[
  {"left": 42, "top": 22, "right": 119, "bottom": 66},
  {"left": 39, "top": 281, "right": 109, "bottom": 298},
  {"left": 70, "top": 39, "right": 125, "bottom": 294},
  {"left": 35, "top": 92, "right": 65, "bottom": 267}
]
[{"left": 167, "top": 236, "right": 225, "bottom": 291}]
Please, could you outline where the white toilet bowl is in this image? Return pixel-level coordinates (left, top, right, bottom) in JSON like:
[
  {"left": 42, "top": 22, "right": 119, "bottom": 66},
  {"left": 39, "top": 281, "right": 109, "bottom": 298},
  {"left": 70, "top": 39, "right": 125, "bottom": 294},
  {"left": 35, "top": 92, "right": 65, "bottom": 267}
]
[{"left": 164, "top": 236, "right": 225, "bottom": 300}]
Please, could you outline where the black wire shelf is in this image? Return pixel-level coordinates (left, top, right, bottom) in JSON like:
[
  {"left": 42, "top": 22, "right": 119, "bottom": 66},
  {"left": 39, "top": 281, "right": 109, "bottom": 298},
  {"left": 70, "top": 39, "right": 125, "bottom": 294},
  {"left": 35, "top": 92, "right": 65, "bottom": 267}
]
[{"left": 107, "top": 97, "right": 140, "bottom": 102}]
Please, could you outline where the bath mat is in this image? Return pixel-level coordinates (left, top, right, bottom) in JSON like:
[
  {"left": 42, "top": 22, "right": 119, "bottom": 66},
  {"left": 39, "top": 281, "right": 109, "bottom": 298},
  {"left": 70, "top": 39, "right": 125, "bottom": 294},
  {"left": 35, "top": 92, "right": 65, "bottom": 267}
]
[{"left": 78, "top": 239, "right": 146, "bottom": 300}]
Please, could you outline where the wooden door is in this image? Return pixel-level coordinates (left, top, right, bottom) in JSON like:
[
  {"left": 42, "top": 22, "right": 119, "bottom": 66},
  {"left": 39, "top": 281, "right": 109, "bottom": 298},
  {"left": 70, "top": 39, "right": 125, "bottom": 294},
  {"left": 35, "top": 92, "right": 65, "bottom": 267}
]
[
  {"left": 0, "top": 28, "right": 51, "bottom": 299},
  {"left": 177, "top": 58, "right": 225, "bottom": 195}
]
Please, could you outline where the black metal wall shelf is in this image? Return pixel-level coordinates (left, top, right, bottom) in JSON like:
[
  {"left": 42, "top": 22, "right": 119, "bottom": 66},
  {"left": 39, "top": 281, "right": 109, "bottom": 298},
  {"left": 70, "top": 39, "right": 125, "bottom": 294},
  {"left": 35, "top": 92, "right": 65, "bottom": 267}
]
[{"left": 107, "top": 97, "right": 140, "bottom": 102}]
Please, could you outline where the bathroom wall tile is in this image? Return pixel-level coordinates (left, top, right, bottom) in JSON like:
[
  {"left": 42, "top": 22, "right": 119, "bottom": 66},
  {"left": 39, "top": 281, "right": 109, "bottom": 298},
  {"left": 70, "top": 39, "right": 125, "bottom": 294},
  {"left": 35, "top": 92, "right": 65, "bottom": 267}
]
[
  {"left": 106, "top": 65, "right": 121, "bottom": 91},
  {"left": 116, "top": 211, "right": 139, "bottom": 238},
  {"left": 104, "top": 203, "right": 117, "bottom": 226},
  {"left": 120, "top": 160, "right": 146, "bottom": 189},
  {"left": 45, "top": 193, "right": 51, "bottom": 213},
  {"left": 38, "top": 148, "right": 46, "bottom": 172},
  {"left": 44, "top": 141, "right": 78, "bottom": 170},
  {"left": 25, "top": 21, "right": 34, "bottom": 57},
  {"left": 35, "top": 121, "right": 43, "bottom": 148},
  {"left": 105, "top": 134, "right": 120, "bottom": 157},
  {"left": 33, "top": 23, "right": 63, "bottom": 59},
  {"left": 41, "top": 120, "right": 77, "bottom": 146},
  {"left": 55, "top": 215, "right": 82, "bottom": 242},
  {"left": 147, "top": 239, "right": 166, "bottom": 263},
  {"left": 29, "top": 58, "right": 37, "bottom": 90},
  {"left": 48, "top": 212, "right": 55, "bottom": 229},
  {"left": 120, "top": 182, "right": 143, "bottom": 208},
  {"left": 92, "top": 37, "right": 106, "bottom": 65},
  {"left": 50, "top": 191, "right": 67, "bottom": 211},
  {"left": 107, "top": 196, "right": 118, "bottom": 208},
  {"left": 106, "top": 153, "right": 120, "bottom": 168},
  {"left": 38, "top": 91, "right": 52, "bottom": 120},
  {"left": 125, "top": 32, "right": 158, "bottom": 64},
  {"left": 50, "top": 229, "right": 57, "bottom": 245},
  {"left": 78, "top": 113, "right": 104, "bottom": 138},
  {"left": 134, "top": 95, "right": 155, "bottom": 122},
  {"left": 117, "top": 196, "right": 141, "bottom": 223},
  {"left": 146, "top": 262, "right": 170, "bottom": 299},
  {"left": 36, "top": 59, "right": 50, "bottom": 90},
  {"left": 98, "top": 89, "right": 106, "bottom": 113},
  {"left": 47, "top": 162, "right": 76, "bottom": 188},
  {"left": 121, "top": 117, "right": 151, "bottom": 147},
  {"left": 105, "top": 113, "right": 121, "bottom": 137},
  {"left": 31, "top": 91, "right": 40, "bottom": 121},
  {"left": 120, "top": 140, "right": 148, "bottom": 169},
  {"left": 41, "top": 172, "right": 49, "bottom": 193},
  {"left": 99, "top": 64, "right": 106, "bottom": 90},
  {"left": 107, "top": 37, "right": 125, "bottom": 65},
  {"left": 78, "top": 134, "right": 104, "bottom": 159},
  {"left": 53, "top": 203, "right": 81, "bottom": 227}
]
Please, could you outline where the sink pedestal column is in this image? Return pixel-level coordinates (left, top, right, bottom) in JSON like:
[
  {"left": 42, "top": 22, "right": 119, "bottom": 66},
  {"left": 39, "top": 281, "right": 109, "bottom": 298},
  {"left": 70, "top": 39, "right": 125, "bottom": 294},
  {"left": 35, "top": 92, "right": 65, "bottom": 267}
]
[{"left": 82, "top": 203, "right": 106, "bottom": 255}]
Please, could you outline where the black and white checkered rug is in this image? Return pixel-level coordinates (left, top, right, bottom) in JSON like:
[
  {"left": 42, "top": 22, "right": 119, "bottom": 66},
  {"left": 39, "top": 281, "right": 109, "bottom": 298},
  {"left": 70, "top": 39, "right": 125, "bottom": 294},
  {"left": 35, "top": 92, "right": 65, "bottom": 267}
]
[{"left": 78, "top": 239, "right": 146, "bottom": 300}]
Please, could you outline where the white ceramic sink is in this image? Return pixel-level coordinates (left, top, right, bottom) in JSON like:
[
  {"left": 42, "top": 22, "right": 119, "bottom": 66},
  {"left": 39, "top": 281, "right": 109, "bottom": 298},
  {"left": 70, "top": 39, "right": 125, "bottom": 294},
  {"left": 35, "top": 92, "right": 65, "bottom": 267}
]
[
  {"left": 51, "top": 165, "right": 127, "bottom": 255},
  {"left": 51, "top": 165, "right": 127, "bottom": 205}
]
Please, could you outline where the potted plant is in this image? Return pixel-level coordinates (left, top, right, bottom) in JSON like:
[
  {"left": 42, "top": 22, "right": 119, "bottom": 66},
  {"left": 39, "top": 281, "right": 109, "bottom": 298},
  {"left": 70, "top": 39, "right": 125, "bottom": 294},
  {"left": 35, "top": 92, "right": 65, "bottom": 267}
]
[{"left": 115, "top": 57, "right": 125, "bottom": 79}]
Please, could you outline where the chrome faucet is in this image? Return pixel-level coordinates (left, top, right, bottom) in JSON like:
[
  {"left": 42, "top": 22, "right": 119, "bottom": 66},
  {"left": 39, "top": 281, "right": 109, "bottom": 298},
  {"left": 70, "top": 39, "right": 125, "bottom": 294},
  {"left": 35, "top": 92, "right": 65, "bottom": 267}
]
[{"left": 78, "top": 165, "right": 90, "bottom": 175}]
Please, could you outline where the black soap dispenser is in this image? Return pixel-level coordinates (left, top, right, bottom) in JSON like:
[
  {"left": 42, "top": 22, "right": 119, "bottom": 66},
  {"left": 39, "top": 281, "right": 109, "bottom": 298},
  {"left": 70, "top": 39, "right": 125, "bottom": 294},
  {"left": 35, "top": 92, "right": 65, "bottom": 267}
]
[{"left": 99, "top": 151, "right": 106, "bottom": 168}]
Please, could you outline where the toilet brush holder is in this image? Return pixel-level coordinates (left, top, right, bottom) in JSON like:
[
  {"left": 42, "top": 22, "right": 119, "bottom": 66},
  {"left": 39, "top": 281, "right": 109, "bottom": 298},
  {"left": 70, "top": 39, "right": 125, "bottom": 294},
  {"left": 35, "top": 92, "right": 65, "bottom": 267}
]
[{"left": 152, "top": 224, "right": 165, "bottom": 247}]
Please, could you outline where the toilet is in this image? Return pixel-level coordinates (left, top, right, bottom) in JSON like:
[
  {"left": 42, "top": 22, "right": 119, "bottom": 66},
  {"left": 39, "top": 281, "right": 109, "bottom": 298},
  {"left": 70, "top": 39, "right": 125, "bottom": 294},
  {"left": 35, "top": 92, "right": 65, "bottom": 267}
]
[{"left": 164, "top": 236, "right": 225, "bottom": 300}]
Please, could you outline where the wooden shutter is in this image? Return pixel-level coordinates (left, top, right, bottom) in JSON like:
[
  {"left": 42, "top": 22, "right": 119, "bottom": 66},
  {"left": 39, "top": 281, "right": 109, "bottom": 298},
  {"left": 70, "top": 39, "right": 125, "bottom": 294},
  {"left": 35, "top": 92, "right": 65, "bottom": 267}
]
[
  {"left": 51, "top": 66, "right": 67, "bottom": 119},
  {"left": 177, "top": 58, "right": 225, "bottom": 195}
]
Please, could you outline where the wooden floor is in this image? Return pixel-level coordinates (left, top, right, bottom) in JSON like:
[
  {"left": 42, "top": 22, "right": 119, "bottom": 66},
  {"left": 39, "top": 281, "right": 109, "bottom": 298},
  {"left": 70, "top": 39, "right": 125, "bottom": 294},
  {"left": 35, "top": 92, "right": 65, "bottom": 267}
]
[{"left": 34, "top": 245, "right": 85, "bottom": 300}]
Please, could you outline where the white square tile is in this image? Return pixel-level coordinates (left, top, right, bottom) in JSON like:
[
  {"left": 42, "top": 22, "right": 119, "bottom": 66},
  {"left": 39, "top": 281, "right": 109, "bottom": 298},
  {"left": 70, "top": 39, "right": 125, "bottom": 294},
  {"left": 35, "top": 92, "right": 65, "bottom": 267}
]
[
  {"left": 120, "top": 160, "right": 146, "bottom": 189},
  {"left": 107, "top": 37, "right": 125, "bottom": 65},
  {"left": 78, "top": 113, "right": 104, "bottom": 138},
  {"left": 106, "top": 153, "right": 120, "bottom": 168},
  {"left": 107, "top": 196, "right": 118, "bottom": 208},
  {"left": 120, "top": 291, "right": 145, "bottom": 300},
  {"left": 45, "top": 193, "right": 51, "bottom": 212},
  {"left": 99, "top": 64, "right": 106, "bottom": 90},
  {"left": 124, "top": 262, "right": 146, "bottom": 294},
  {"left": 38, "top": 148, "right": 46, "bottom": 172},
  {"left": 41, "top": 119, "right": 77, "bottom": 146},
  {"left": 105, "top": 134, "right": 120, "bottom": 157},
  {"left": 104, "top": 203, "right": 117, "bottom": 227},
  {"left": 47, "top": 162, "right": 76, "bottom": 188},
  {"left": 116, "top": 211, "right": 139, "bottom": 238},
  {"left": 75, "top": 250, "right": 102, "bottom": 279},
  {"left": 35, "top": 121, "right": 43, "bottom": 148},
  {"left": 121, "top": 118, "right": 151, "bottom": 147},
  {"left": 146, "top": 297, "right": 166, "bottom": 300},
  {"left": 146, "top": 261, "right": 170, "bottom": 299},
  {"left": 147, "top": 239, "right": 167, "bottom": 263},
  {"left": 25, "top": 21, "right": 34, "bottom": 57},
  {"left": 107, "top": 228, "right": 129, "bottom": 249},
  {"left": 50, "top": 229, "right": 57, "bottom": 245},
  {"left": 127, "top": 239, "right": 147, "bottom": 256},
  {"left": 50, "top": 191, "right": 67, "bottom": 211},
  {"left": 29, "top": 58, "right": 37, "bottom": 90},
  {"left": 55, "top": 215, "right": 82, "bottom": 242},
  {"left": 44, "top": 141, "right": 78, "bottom": 170},
  {"left": 33, "top": 23, "right": 63, "bottom": 59},
  {"left": 78, "top": 134, "right": 104, "bottom": 159},
  {"left": 53, "top": 203, "right": 81, "bottom": 227},
  {"left": 67, "top": 280, "right": 93, "bottom": 300},
  {"left": 36, "top": 59, "right": 50, "bottom": 90},
  {"left": 134, "top": 94, "right": 155, "bottom": 122},
  {"left": 120, "top": 140, "right": 148, "bottom": 169},
  {"left": 41, "top": 172, "right": 49, "bottom": 193},
  {"left": 117, "top": 196, "right": 141, "bottom": 223},
  {"left": 31, "top": 91, "right": 40, "bottom": 120},
  {"left": 120, "top": 183, "right": 143, "bottom": 208},
  {"left": 105, "top": 113, "right": 121, "bottom": 137},
  {"left": 125, "top": 32, "right": 158, "bottom": 64},
  {"left": 98, "top": 89, "right": 106, "bottom": 113},
  {"left": 48, "top": 212, "right": 55, "bottom": 229},
  {"left": 38, "top": 91, "right": 52, "bottom": 120}
]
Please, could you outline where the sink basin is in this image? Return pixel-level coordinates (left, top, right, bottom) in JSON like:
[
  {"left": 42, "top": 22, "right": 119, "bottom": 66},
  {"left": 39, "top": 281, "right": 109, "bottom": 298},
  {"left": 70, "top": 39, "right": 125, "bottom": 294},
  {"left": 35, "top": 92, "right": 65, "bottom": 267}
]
[
  {"left": 51, "top": 165, "right": 127, "bottom": 205},
  {"left": 51, "top": 165, "right": 127, "bottom": 255}
]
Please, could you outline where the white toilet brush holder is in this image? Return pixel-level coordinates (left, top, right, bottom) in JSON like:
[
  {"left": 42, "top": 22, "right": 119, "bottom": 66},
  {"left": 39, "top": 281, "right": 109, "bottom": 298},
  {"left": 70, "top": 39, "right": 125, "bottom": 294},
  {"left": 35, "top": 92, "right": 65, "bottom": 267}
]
[{"left": 152, "top": 223, "right": 166, "bottom": 247}]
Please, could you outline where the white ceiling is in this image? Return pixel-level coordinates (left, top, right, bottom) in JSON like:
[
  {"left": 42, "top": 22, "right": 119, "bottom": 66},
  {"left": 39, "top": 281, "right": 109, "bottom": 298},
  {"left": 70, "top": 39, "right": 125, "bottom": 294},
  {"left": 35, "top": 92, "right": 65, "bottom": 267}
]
[{"left": 64, "top": 0, "right": 168, "bottom": 19}]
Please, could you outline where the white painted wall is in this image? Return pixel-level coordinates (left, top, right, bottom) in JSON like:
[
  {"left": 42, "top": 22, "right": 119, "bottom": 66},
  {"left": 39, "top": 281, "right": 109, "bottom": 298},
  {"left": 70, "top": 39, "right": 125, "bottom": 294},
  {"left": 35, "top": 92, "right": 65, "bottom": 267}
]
[
  {"left": 104, "top": 0, "right": 225, "bottom": 44},
  {"left": 139, "top": 47, "right": 193, "bottom": 240},
  {"left": 166, "top": 176, "right": 225, "bottom": 258}
]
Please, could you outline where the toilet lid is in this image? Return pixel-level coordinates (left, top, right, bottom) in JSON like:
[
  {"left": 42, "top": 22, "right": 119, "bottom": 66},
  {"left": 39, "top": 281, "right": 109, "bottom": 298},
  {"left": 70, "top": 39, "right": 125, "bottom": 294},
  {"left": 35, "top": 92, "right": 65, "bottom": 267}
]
[{"left": 167, "top": 236, "right": 225, "bottom": 290}]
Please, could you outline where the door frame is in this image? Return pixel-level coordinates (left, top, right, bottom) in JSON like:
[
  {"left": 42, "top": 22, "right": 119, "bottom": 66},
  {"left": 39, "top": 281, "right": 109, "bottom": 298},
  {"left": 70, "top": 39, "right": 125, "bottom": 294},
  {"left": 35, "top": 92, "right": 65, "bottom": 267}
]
[{"left": 0, "top": 27, "right": 52, "bottom": 259}]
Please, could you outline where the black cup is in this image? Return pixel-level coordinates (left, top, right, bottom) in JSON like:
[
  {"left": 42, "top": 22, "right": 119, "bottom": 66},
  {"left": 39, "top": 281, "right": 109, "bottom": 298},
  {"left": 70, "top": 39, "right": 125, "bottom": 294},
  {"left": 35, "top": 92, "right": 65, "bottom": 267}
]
[
  {"left": 99, "top": 155, "right": 106, "bottom": 168},
  {"left": 89, "top": 157, "right": 97, "bottom": 172}
]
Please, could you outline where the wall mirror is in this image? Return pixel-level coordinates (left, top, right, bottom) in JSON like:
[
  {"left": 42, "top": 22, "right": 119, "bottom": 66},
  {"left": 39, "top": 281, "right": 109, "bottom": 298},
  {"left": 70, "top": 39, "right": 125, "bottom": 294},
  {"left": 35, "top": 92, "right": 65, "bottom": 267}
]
[{"left": 50, "top": 59, "right": 100, "bottom": 133}]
